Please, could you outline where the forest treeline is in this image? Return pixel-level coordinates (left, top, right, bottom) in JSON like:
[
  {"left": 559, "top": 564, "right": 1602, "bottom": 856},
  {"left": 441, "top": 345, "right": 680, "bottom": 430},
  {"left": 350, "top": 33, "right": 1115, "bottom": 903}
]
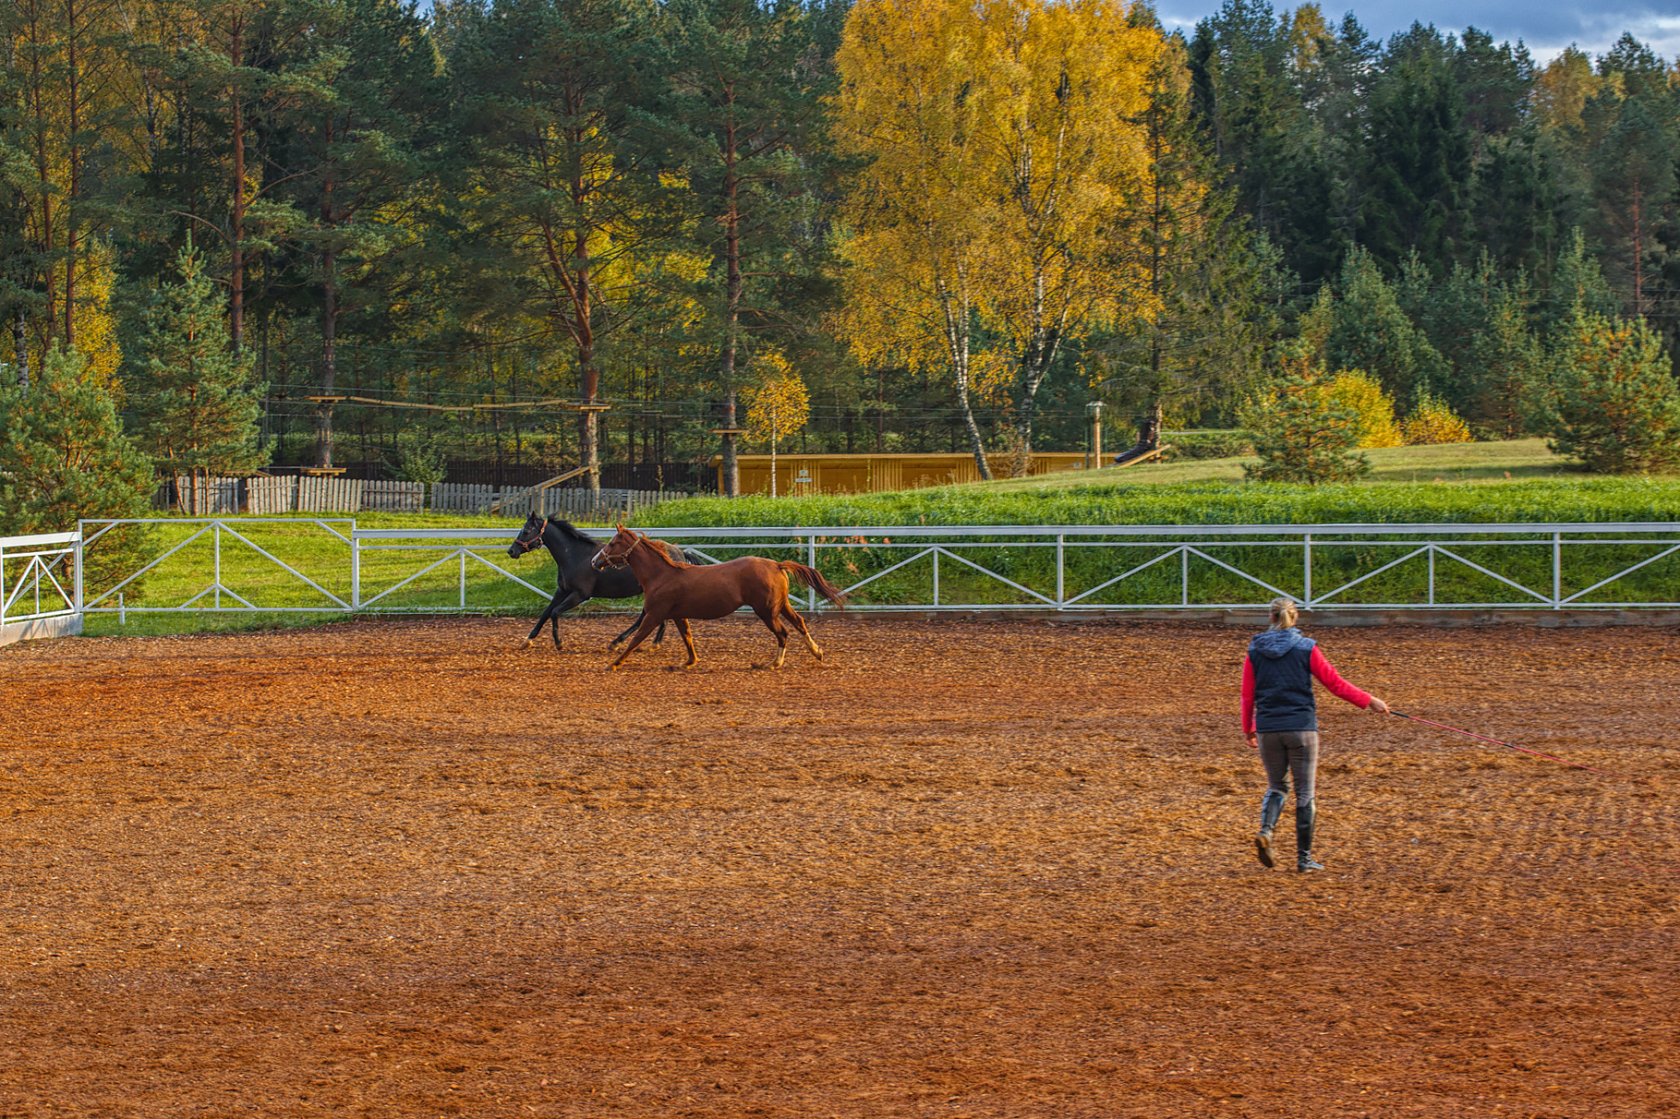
[{"left": 3, "top": 0, "right": 1679, "bottom": 500}]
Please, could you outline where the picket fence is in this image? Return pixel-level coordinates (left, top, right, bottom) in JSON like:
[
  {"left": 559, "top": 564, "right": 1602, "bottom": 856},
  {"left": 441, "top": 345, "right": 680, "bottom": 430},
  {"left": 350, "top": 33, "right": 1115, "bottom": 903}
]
[
  {"left": 429, "top": 483, "right": 662, "bottom": 520},
  {"left": 157, "top": 475, "right": 664, "bottom": 518}
]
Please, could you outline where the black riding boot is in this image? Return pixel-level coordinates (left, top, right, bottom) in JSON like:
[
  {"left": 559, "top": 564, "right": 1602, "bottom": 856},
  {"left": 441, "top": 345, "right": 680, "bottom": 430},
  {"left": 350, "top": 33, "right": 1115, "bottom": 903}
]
[
  {"left": 1256, "top": 790, "right": 1285, "bottom": 868},
  {"left": 1296, "top": 801, "right": 1324, "bottom": 872}
]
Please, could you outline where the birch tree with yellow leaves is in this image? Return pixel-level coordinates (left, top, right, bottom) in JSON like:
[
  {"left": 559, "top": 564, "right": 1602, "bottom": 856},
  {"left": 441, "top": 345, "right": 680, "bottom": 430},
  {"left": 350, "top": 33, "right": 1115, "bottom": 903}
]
[{"left": 835, "top": 0, "right": 1160, "bottom": 476}]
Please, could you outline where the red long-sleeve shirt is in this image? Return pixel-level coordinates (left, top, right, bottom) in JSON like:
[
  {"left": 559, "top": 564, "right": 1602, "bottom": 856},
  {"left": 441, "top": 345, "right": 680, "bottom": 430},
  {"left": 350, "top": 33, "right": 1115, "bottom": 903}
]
[{"left": 1241, "top": 647, "right": 1372, "bottom": 736}]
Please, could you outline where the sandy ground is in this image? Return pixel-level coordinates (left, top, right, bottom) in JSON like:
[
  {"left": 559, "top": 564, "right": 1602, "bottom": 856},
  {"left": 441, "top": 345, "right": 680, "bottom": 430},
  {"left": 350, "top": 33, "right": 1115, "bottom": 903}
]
[{"left": 0, "top": 615, "right": 1676, "bottom": 1118}]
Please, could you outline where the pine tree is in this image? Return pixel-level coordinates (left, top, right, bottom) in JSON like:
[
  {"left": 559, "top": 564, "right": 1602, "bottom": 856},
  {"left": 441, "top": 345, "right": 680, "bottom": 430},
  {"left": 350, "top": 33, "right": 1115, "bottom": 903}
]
[
  {"left": 449, "top": 0, "right": 668, "bottom": 497},
  {"left": 1357, "top": 27, "right": 1472, "bottom": 271},
  {"left": 1315, "top": 247, "right": 1446, "bottom": 404},
  {"left": 266, "top": 0, "right": 442, "bottom": 470},
  {"left": 655, "top": 0, "right": 833, "bottom": 496},
  {"left": 0, "top": 347, "right": 155, "bottom": 593},
  {"left": 1240, "top": 349, "right": 1369, "bottom": 483},
  {"left": 1106, "top": 25, "right": 1284, "bottom": 453},
  {"left": 127, "top": 237, "right": 266, "bottom": 500},
  {"left": 1545, "top": 311, "right": 1680, "bottom": 473}
]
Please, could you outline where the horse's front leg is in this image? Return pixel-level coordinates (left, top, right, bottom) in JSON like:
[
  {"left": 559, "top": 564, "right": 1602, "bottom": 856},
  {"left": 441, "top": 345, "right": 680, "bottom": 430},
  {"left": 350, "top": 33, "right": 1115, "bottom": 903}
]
[
  {"left": 536, "top": 589, "right": 584, "bottom": 651},
  {"left": 526, "top": 591, "right": 562, "bottom": 647},
  {"left": 608, "top": 610, "right": 665, "bottom": 670},
  {"left": 610, "top": 610, "right": 646, "bottom": 649}
]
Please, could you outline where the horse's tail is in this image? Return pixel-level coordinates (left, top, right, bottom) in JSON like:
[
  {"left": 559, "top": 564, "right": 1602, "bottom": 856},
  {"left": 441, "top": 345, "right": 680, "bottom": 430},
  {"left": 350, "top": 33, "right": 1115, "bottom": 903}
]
[{"left": 779, "top": 561, "right": 848, "bottom": 608}]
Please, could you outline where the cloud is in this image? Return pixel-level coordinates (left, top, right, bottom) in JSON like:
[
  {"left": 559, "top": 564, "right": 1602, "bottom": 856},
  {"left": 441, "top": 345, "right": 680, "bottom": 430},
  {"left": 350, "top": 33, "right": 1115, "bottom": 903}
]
[{"left": 1153, "top": 3, "right": 1680, "bottom": 63}]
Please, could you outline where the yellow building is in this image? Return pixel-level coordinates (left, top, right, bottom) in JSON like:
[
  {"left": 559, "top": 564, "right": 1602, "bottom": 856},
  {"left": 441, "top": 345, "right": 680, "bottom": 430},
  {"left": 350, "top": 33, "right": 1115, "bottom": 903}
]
[{"left": 710, "top": 451, "right": 1096, "bottom": 496}]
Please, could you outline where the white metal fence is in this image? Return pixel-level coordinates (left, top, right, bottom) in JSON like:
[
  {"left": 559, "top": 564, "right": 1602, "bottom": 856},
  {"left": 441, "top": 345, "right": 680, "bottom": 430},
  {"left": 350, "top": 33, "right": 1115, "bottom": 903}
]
[
  {"left": 55, "top": 520, "right": 1680, "bottom": 620},
  {"left": 0, "top": 531, "right": 81, "bottom": 645}
]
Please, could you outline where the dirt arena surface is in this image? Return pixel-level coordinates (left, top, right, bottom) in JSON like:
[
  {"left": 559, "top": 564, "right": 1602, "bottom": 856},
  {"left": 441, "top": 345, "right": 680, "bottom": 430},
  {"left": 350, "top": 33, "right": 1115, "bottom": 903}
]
[{"left": 1, "top": 615, "right": 1677, "bottom": 1118}]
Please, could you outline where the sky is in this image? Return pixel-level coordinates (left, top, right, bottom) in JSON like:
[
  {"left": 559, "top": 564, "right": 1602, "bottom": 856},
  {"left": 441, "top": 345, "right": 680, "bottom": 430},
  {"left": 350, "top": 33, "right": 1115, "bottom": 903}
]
[{"left": 1155, "top": 1, "right": 1680, "bottom": 63}]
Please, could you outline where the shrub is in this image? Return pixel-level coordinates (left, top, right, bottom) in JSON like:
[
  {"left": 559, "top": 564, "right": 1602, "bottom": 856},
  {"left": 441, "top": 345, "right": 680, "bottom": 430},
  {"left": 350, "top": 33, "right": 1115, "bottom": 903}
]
[
  {"left": 1545, "top": 312, "right": 1680, "bottom": 473},
  {"left": 393, "top": 428, "right": 448, "bottom": 485},
  {"left": 1162, "top": 430, "right": 1254, "bottom": 460},
  {"left": 1325, "top": 370, "right": 1403, "bottom": 448},
  {"left": 1239, "top": 354, "right": 1370, "bottom": 483},
  {"left": 1403, "top": 393, "right": 1473, "bottom": 445}
]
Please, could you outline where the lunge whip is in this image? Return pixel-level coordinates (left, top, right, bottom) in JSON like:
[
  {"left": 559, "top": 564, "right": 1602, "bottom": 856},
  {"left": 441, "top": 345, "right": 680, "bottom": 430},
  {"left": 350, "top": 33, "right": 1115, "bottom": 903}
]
[{"left": 1389, "top": 711, "right": 1615, "bottom": 776}]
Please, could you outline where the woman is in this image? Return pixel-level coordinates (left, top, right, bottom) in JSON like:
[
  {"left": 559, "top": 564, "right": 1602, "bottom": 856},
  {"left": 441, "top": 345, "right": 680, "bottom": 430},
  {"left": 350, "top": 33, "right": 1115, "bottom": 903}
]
[{"left": 1241, "top": 597, "right": 1389, "bottom": 872}]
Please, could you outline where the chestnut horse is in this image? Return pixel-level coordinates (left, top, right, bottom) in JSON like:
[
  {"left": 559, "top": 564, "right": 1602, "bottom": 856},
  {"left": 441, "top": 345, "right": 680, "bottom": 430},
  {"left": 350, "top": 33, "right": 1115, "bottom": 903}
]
[{"left": 590, "top": 525, "right": 846, "bottom": 670}]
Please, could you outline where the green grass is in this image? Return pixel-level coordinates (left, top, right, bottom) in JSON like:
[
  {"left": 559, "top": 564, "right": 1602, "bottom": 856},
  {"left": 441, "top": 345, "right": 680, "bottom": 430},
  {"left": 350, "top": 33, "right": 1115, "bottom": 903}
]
[
  {"left": 633, "top": 440, "right": 1680, "bottom": 530},
  {"left": 978, "top": 437, "right": 1571, "bottom": 489},
  {"left": 75, "top": 509, "right": 599, "bottom": 637}
]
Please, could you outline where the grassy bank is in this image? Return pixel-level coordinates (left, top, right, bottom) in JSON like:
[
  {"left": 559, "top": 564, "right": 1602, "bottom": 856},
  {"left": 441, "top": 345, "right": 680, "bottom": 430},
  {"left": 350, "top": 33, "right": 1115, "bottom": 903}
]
[{"left": 634, "top": 441, "right": 1680, "bottom": 529}]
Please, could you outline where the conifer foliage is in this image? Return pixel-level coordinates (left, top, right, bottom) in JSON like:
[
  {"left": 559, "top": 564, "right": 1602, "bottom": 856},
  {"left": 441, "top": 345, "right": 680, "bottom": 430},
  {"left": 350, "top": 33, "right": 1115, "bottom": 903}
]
[
  {"left": 127, "top": 239, "right": 266, "bottom": 492},
  {"left": 1545, "top": 313, "right": 1680, "bottom": 473},
  {"left": 1241, "top": 351, "right": 1370, "bottom": 483}
]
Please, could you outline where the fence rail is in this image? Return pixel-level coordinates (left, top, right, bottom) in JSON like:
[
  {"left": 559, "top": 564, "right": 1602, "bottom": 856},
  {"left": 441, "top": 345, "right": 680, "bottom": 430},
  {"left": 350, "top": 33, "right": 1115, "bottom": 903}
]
[
  {"left": 1, "top": 531, "right": 82, "bottom": 645},
  {"left": 60, "top": 520, "right": 1680, "bottom": 619}
]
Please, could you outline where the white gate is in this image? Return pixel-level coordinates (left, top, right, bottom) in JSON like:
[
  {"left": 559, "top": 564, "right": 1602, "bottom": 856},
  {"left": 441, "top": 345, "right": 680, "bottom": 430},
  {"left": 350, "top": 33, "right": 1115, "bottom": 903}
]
[{"left": 0, "top": 531, "right": 81, "bottom": 646}]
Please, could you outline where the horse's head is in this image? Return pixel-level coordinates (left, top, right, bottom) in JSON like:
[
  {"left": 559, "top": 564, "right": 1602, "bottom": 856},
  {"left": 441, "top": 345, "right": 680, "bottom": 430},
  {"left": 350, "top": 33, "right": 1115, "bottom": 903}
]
[
  {"left": 591, "top": 524, "right": 643, "bottom": 570},
  {"left": 508, "top": 512, "right": 547, "bottom": 559}
]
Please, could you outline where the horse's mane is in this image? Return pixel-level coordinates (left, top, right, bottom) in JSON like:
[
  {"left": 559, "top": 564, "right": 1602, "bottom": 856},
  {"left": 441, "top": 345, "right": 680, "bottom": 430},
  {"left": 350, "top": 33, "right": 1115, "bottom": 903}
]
[
  {"left": 550, "top": 519, "right": 599, "bottom": 546},
  {"left": 641, "top": 533, "right": 687, "bottom": 569}
]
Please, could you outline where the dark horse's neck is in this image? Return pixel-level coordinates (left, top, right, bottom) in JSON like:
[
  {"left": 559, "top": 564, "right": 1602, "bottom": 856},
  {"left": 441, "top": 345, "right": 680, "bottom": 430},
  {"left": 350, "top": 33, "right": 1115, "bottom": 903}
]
[{"left": 540, "top": 520, "right": 592, "bottom": 567}]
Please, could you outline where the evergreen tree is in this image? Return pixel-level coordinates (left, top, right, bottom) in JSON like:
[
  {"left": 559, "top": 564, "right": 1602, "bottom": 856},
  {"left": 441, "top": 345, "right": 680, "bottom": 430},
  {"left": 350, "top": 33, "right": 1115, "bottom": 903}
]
[
  {"left": 1545, "top": 311, "right": 1680, "bottom": 473},
  {"left": 127, "top": 238, "right": 267, "bottom": 494},
  {"left": 265, "top": 0, "right": 443, "bottom": 470},
  {"left": 1312, "top": 247, "right": 1446, "bottom": 404},
  {"left": 1240, "top": 349, "right": 1369, "bottom": 482},
  {"left": 654, "top": 0, "right": 834, "bottom": 496},
  {"left": 1357, "top": 26, "right": 1473, "bottom": 271},
  {"left": 1106, "top": 26, "right": 1285, "bottom": 452},
  {"left": 1542, "top": 229, "right": 1620, "bottom": 334},
  {"left": 0, "top": 346, "right": 154, "bottom": 539},
  {"left": 1589, "top": 94, "right": 1677, "bottom": 316},
  {"left": 1413, "top": 253, "right": 1545, "bottom": 432},
  {"left": 449, "top": 0, "right": 668, "bottom": 497}
]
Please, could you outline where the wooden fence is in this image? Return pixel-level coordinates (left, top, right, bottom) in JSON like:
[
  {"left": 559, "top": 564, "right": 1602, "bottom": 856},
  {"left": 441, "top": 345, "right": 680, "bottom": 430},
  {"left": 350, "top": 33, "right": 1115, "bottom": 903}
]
[
  {"left": 156, "top": 475, "right": 662, "bottom": 519},
  {"left": 430, "top": 483, "right": 662, "bottom": 521}
]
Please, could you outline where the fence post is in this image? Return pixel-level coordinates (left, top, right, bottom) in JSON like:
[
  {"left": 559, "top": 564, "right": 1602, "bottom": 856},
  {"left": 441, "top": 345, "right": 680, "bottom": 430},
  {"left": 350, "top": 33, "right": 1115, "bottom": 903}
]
[
  {"left": 1553, "top": 531, "right": 1562, "bottom": 609},
  {"left": 1303, "top": 533, "right": 1312, "bottom": 608},
  {"left": 351, "top": 532, "right": 361, "bottom": 611},
  {"left": 1056, "top": 533, "right": 1065, "bottom": 608}
]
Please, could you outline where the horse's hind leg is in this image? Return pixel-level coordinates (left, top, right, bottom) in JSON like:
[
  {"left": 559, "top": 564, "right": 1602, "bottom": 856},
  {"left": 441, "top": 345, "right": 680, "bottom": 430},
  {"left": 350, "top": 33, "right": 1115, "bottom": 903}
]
[
  {"left": 781, "top": 604, "right": 823, "bottom": 662},
  {"left": 673, "top": 618, "right": 698, "bottom": 668},
  {"left": 753, "top": 605, "right": 790, "bottom": 669}
]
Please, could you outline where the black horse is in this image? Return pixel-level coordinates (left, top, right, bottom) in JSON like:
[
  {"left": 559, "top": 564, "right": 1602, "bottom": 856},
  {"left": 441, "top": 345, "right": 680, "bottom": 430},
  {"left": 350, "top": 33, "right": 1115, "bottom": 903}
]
[{"left": 507, "top": 513, "right": 687, "bottom": 650}]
